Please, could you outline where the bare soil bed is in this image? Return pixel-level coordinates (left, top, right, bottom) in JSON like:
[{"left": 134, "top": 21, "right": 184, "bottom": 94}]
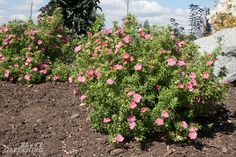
[{"left": 0, "top": 81, "right": 235, "bottom": 157}]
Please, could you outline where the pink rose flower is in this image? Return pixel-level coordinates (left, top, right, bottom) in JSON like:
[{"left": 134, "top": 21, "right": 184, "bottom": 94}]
[
  {"left": 160, "top": 50, "right": 167, "bottom": 54},
  {"left": 24, "top": 74, "right": 31, "bottom": 81},
  {"left": 104, "top": 27, "right": 111, "bottom": 35},
  {"left": 46, "top": 75, "right": 51, "bottom": 80},
  {"left": 77, "top": 76, "right": 86, "bottom": 83},
  {"left": 106, "top": 79, "right": 114, "bottom": 85},
  {"left": 37, "top": 40, "right": 43, "bottom": 45},
  {"left": 189, "top": 127, "right": 197, "bottom": 140},
  {"left": 207, "top": 61, "right": 214, "bottom": 66},
  {"left": 178, "top": 60, "right": 186, "bottom": 66},
  {"left": 123, "top": 52, "right": 130, "bottom": 60},
  {"left": 14, "top": 63, "right": 19, "bottom": 68},
  {"left": 25, "top": 57, "right": 32, "bottom": 66},
  {"left": 176, "top": 41, "right": 185, "bottom": 47},
  {"left": 155, "top": 85, "right": 161, "bottom": 91},
  {"left": 133, "top": 93, "right": 142, "bottom": 103},
  {"left": 181, "top": 121, "right": 188, "bottom": 129},
  {"left": 40, "top": 63, "right": 48, "bottom": 68},
  {"left": 53, "top": 75, "right": 60, "bottom": 81},
  {"left": 202, "top": 72, "right": 209, "bottom": 79},
  {"left": 178, "top": 83, "right": 184, "bottom": 89},
  {"left": 68, "top": 76, "right": 73, "bottom": 84},
  {"left": 87, "top": 32, "right": 93, "bottom": 37},
  {"left": 167, "top": 58, "right": 177, "bottom": 66},
  {"left": 87, "top": 70, "right": 94, "bottom": 78},
  {"left": 161, "top": 111, "right": 169, "bottom": 118},
  {"left": 74, "top": 45, "right": 81, "bottom": 52},
  {"left": 155, "top": 118, "right": 164, "bottom": 126},
  {"left": 95, "top": 70, "right": 101, "bottom": 79},
  {"left": 145, "top": 34, "right": 152, "bottom": 40},
  {"left": 129, "top": 122, "right": 136, "bottom": 130},
  {"left": 190, "top": 79, "right": 198, "bottom": 87},
  {"left": 32, "top": 67, "right": 38, "bottom": 72},
  {"left": 114, "top": 64, "right": 123, "bottom": 70},
  {"left": 26, "top": 57, "right": 32, "bottom": 63},
  {"left": 4, "top": 70, "right": 10, "bottom": 78},
  {"left": 115, "top": 134, "right": 124, "bottom": 142},
  {"left": 116, "top": 41, "right": 124, "bottom": 49},
  {"left": 189, "top": 72, "right": 196, "bottom": 79},
  {"left": 123, "top": 35, "right": 132, "bottom": 44},
  {"left": 40, "top": 69, "right": 47, "bottom": 75},
  {"left": 103, "top": 117, "right": 111, "bottom": 123},
  {"left": 130, "top": 56, "right": 135, "bottom": 62},
  {"left": 127, "top": 115, "right": 136, "bottom": 123},
  {"left": 141, "top": 107, "right": 148, "bottom": 113},
  {"left": 186, "top": 82, "right": 194, "bottom": 92},
  {"left": 73, "top": 87, "right": 78, "bottom": 95},
  {"left": 128, "top": 91, "right": 135, "bottom": 97},
  {"left": 129, "top": 101, "right": 137, "bottom": 109},
  {"left": 134, "top": 64, "right": 143, "bottom": 71},
  {"left": 195, "top": 96, "right": 201, "bottom": 103},
  {"left": 80, "top": 94, "right": 87, "bottom": 101},
  {"left": 139, "top": 29, "right": 145, "bottom": 37},
  {"left": 0, "top": 54, "right": 6, "bottom": 61}
]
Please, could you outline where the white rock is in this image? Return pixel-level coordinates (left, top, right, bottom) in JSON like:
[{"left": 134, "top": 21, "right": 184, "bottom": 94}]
[{"left": 194, "top": 27, "right": 236, "bottom": 83}]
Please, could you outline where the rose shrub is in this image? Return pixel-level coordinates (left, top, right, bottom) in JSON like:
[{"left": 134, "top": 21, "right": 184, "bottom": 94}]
[
  {"left": 71, "top": 15, "right": 227, "bottom": 146},
  {"left": 0, "top": 10, "right": 74, "bottom": 83}
]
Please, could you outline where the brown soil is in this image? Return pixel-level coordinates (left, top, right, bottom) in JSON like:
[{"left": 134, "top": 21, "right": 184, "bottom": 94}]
[{"left": 0, "top": 81, "right": 235, "bottom": 157}]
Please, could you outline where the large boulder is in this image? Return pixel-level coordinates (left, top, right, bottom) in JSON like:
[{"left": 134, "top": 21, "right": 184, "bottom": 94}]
[{"left": 194, "top": 27, "right": 236, "bottom": 83}]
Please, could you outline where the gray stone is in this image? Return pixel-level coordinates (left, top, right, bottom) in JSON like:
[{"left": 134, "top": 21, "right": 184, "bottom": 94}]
[
  {"left": 70, "top": 113, "right": 80, "bottom": 119},
  {"left": 194, "top": 27, "right": 236, "bottom": 83},
  {"left": 110, "top": 148, "right": 125, "bottom": 156}
]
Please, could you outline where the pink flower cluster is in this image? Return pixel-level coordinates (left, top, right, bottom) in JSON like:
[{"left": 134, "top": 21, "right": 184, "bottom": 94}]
[
  {"left": 4, "top": 69, "right": 11, "bottom": 78},
  {"left": 127, "top": 115, "right": 136, "bottom": 130},
  {"left": 123, "top": 35, "right": 132, "bottom": 44},
  {"left": 139, "top": 29, "right": 152, "bottom": 40},
  {"left": 127, "top": 92, "right": 142, "bottom": 111},
  {"left": 167, "top": 58, "right": 187, "bottom": 67},
  {"left": 188, "top": 127, "right": 197, "bottom": 140},
  {"left": 155, "top": 111, "right": 170, "bottom": 126}
]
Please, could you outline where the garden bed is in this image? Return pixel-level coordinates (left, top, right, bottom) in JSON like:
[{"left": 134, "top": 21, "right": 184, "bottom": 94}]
[{"left": 0, "top": 81, "right": 235, "bottom": 157}]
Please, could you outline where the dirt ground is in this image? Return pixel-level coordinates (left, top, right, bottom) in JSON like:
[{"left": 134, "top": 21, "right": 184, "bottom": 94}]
[{"left": 0, "top": 81, "right": 235, "bottom": 157}]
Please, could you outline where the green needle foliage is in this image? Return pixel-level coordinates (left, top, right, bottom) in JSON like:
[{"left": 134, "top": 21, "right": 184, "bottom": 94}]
[{"left": 39, "top": 0, "right": 101, "bottom": 36}]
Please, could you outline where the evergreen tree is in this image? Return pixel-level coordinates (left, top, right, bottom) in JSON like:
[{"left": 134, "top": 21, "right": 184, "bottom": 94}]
[
  {"left": 189, "top": 4, "right": 212, "bottom": 38},
  {"left": 39, "top": 0, "right": 101, "bottom": 36},
  {"left": 143, "top": 19, "right": 150, "bottom": 31},
  {"left": 169, "top": 18, "right": 185, "bottom": 37}
]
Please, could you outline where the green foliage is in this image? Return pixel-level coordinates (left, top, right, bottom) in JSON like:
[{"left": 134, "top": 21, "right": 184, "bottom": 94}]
[
  {"left": 0, "top": 10, "right": 74, "bottom": 83},
  {"left": 39, "top": 0, "right": 101, "bottom": 36},
  {"left": 71, "top": 14, "right": 227, "bottom": 146}
]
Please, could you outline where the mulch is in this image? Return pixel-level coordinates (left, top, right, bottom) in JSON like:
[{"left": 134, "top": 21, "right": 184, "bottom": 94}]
[{"left": 0, "top": 81, "right": 235, "bottom": 157}]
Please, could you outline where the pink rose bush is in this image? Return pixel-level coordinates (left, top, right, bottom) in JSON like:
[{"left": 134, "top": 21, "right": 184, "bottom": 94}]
[
  {"left": 1, "top": 13, "right": 227, "bottom": 146},
  {"left": 72, "top": 15, "right": 227, "bottom": 146},
  {"left": 0, "top": 10, "right": 73, "bottom": 83}
]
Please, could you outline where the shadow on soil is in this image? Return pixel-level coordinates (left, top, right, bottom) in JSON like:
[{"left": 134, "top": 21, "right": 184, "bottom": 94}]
[{"left": 140, "top": 103, "right": 236, "bottom": 151}]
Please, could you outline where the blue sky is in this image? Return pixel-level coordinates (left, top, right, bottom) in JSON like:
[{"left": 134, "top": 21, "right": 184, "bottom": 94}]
[
  {"left": 0, "top": 0, "right": 216, "bottom": 28},
  {"left": 157, "top": 0, "right": 215, "bottom": 9}
]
